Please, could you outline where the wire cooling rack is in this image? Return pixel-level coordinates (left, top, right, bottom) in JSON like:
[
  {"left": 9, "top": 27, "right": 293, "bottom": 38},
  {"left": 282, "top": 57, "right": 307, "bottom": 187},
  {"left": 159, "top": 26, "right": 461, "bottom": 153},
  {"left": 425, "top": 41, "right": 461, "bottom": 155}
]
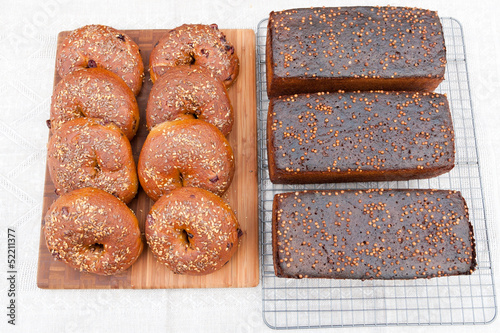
[{"left": 257, "top": 17, "right": 497, "bottom": 329}]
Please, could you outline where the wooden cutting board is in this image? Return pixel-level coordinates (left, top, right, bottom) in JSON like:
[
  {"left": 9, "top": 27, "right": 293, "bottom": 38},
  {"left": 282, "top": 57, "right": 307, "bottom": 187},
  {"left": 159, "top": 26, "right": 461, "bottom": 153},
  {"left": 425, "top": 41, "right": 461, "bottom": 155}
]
[{"left": 37, "top": 29, "right": 258, "bottom": 289}]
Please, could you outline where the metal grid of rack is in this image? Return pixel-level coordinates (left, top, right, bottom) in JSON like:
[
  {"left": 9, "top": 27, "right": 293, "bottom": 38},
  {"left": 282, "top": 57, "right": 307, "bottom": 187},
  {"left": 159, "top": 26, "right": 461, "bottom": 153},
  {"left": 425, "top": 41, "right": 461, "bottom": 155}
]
[{"left": 257, "top": 17, "right": 497, "bottom": 329}]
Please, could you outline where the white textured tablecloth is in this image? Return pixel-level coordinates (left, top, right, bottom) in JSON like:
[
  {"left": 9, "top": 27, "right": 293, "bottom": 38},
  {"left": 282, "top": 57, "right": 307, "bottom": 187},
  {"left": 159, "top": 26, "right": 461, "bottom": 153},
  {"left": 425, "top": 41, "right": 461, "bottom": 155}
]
[{"left": 1, "top": 0, "right": 499, "bottom": 332}]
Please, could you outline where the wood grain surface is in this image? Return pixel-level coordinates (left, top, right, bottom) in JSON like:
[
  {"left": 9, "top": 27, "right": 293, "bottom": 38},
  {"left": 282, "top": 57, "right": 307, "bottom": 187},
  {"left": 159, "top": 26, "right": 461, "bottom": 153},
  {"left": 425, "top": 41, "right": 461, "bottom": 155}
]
[{"left": 37, "top": 29, "right": 258, "bottom": 289}]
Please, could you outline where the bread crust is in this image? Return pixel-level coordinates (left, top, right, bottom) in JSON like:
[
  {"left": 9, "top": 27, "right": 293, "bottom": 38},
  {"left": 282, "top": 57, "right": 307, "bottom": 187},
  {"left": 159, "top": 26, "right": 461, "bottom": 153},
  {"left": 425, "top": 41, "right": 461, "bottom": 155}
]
[
  {"left": 267, "top": 91, "right": 454, "bottom": 183},
  {"left": 273, "top": 189, "right": 476, "bottom": 279},
  {"left": 266, "top": 7, "right": 446, "bottom": 97}
]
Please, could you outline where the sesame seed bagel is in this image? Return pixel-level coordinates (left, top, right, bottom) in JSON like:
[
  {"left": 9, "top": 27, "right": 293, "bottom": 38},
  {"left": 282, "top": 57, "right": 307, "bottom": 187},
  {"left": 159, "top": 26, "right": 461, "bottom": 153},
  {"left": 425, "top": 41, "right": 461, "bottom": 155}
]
[
  {"left": 50, "top": 67, "right": 140, "bottom": 140},
  {"left": 138, "top": 119, "right": 234, "bottom": 201},
  {"left": 56, "top": 25, "right": 144, "bottom": 95},
  {"left": 47, "top": 118, "right": 138, "bottom": 204},
  {"left": 44, "top": 187, "right": 143, "bottom": 276},
  {"left": 149, "top": 24, "right": 239, "bottom": 87},
  {"left": 146, "top": 65, "right": 234, "bottom": 135},
  {"left": 146, "top": 187, "right": 241, "bottom": 275}
]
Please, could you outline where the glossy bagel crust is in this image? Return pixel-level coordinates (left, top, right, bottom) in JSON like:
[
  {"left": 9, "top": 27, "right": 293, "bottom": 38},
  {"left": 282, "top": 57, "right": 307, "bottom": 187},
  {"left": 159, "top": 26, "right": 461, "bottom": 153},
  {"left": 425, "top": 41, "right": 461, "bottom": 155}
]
[
  {"left": 138, "top": 119, "right": 234, "bottom": 201},
  {"left": 47, "top": 118, "right": 138, "bottom": 204},
  {"left": 146, "top": 65, "right": 233, "bottom": 135},
  {"left": 44, "top": 187, "right": 143, "bottom": 276},
  {"left": 56, "top": 24, "right": 144, "bottom": 95},
  {"left": 146, "top": 187, "right": 240, "bottom": 275},
  {"left": 50, "top": 67, "right": 140, "bottom": 140},
  {"left": 149, "top": 24, "right": 239, "bottom": 87}
]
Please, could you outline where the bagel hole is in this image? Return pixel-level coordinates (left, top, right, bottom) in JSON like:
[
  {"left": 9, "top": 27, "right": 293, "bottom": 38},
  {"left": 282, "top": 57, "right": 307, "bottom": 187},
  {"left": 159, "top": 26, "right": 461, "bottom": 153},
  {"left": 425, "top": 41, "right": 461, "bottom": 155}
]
[
  {"left": 191, "top": 109, "right": 201, "bottom": 119},
  {"left": 180, "top": 229, "right": 194, "bottom": 247},
  {"left": 75, "top": 105, "right": 85, "bottom": 117},
  {"left": 92, "top": 161, "right": 101, "bottom": 177},
  {"left": 89, "top": 243, "right": 104, "bottom": 253}
]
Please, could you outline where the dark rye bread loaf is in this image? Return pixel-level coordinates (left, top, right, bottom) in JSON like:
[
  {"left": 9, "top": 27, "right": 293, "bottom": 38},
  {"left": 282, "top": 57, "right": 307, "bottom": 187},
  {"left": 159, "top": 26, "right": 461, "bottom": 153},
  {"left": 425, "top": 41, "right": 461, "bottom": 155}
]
[
  {"left": 267, "top": 91, "right": 454, "bottom": 184},
  {"left": 266, "top": 6, "right": 446, "bottom": 97},
  {"left": 273, "top": 189, "right": 476, "bottom": 279}
]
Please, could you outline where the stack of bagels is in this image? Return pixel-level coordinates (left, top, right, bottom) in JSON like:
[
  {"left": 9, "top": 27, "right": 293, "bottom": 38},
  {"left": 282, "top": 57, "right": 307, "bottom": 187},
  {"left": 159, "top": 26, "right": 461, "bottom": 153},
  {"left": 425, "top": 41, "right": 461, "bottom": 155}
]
[{"left": 43, "top": 24, "right": 241, "bottom": 276}]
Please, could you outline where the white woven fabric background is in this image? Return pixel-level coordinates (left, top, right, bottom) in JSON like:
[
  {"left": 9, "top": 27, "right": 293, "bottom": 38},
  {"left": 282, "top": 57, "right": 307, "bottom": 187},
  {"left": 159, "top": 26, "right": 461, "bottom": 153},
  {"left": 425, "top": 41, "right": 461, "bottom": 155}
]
[{"left": 0, "top": 0, "right": 499, "bottom": 332}]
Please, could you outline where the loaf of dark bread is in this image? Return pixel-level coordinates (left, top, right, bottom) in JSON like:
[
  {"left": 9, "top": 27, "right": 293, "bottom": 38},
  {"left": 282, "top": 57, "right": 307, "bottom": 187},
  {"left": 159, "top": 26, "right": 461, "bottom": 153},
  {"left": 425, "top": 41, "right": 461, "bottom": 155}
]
[
  {"left": 267, "top": 91, "right": 454, "bottom": 184},
  {"left": 266, "top": 6, "right": 446, "bottom": 97},
  {"left": 273, "top": 189, "right": 476, "bottom": 279}
]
